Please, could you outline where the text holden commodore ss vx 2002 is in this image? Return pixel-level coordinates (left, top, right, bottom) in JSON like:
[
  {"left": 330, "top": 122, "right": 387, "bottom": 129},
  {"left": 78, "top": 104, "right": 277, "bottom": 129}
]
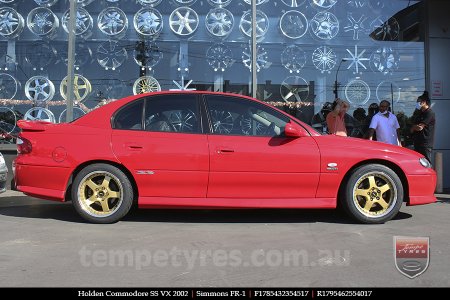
[{"left": 13, "top": 91, "right": 436, "bottom": 224}]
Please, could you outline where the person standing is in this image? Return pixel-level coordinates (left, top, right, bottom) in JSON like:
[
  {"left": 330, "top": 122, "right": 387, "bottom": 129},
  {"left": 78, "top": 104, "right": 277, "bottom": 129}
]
[
  {"left": 366, "top": 100, "right": 401, "bottom": 146},
  {"left": 411, "top": 91, "right": 435, "bottom": 162},
  {"left": 326, "top": 98, "right": 349, "bottom": 136}
]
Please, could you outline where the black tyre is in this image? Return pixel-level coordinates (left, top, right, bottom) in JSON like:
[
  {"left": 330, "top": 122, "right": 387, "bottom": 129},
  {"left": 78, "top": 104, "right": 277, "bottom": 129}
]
[
  {"left": 341, "top": 164, "right": 404, "bottom": 224},
  {"left": 72, "top": 163, "right": 134, "bottom": 223}
]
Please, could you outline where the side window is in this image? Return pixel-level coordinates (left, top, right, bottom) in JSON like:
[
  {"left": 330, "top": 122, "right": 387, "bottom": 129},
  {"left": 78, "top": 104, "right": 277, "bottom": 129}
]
[
  {"left": 113, "top": 100, "right": 144, "bottom": 130},
  {"left": 206, "top": 95, "right": 289, "bottom": 137},
  {"left": 144, "top": 94, "right": 200, "bottom": 134}
]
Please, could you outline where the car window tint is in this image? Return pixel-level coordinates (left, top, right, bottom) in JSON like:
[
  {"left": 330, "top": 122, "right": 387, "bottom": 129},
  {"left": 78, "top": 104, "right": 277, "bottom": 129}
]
[
  {"left": 206, "top": 95, "right": 289, "bottom": 137},
  {"left": 113, "top": 99, "right": 144, "bottom": 130},
  {"left": 144, "top": 94, "right": 200, "bottom": 134}
]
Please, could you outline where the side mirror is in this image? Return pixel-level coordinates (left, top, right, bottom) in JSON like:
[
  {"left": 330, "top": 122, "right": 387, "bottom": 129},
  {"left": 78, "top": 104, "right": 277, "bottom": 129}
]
[{"left": 284, "top": 122, "right": 305, "bottom": 138}]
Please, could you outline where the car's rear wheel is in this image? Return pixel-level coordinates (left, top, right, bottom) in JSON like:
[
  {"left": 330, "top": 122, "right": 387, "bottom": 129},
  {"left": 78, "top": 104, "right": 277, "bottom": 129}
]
[
  {"left": 72, "top": 163, "right": 134, "bottom": 223},
  {"left": 341, "top": 164, "right": 403, "bottom": 224}
]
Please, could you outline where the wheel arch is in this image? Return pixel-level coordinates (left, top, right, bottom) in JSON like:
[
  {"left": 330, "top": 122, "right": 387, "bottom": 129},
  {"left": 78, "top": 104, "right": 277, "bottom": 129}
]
[
  {"left": 64, "top": 160, "right": 139, "bottom": 202},
  {"left": 338, "top": 159, "right": 409, "bottom": 205}
]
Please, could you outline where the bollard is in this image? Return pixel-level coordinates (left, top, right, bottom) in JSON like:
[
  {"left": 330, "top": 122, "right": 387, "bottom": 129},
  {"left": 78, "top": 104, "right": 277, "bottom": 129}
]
[{"left": 435, "top": 152, "right": 443, "bottom": 193}]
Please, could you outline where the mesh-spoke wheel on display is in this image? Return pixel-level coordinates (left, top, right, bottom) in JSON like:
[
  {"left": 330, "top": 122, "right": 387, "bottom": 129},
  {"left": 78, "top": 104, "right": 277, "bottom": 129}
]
[
  {"left": 59, "top": 107, "right": 86, "bottom": 123},
  {"left": 242, "top": 44, "right": 270, "bottom": 72},
  {"left": 24, "top": 107, "right": 56, "bottom": 123},
  {"left": 168, "top": 109, "right": 198, "bottom": 132},
  {"left": 310, "top": 11, "right": 339, "bottom": 40},
  {"left": 0, "top": 73, "right": 19, "bottom": 100},
  {"left": 312, "top": 46, "right": 336, "bottom": 74},
  {"left": 134, "top": 7, "right": 163, "bottom": 37},
  {"left": 133, "top": 42, "right": 163, "bottom": 69},
  {"left": 240, "top": 10, "right": 268, "bottom": 38},
  {"left": 72, "top": 163, "right": 134, "bottom": 223},
  {"left": 24, "top": 42, "right": 57, "bottom": 70},
  {"left": 27, "top": 7, "right": 59, "bottom": 37},
  {"left": 207, "top": 0, "right": 232, "bottom": 7},
  {"left": 205, "top": 8, "right": 234, "bottom": 38},
  {"left": 0, "top": 106, "right": 17, "bottom": 135},
  {"left": 206, "top": 43, "right": 233, "bottom": 72},
  {"left": 370, "top": 47, "right": 399, "bottom": 75},
  {"left": 311, "top": 0, "right": 337, "bottom": 9},
  {"left": 60, "top": 74, "right": 92, "bottom": 103},
  {"left": 279, "top": 10, "right": 308, "bottom": 39},
  {"left": 62, "top": 7, "right": 93, "bottom": 37},
  {"left": 169, "top": 7, "right": 199, "bottom": 36},
  {"left": 25, "top": 76, "right": 55, "bottom": 105},
  {"left": 133, "top": 76, "right": 161, "bottom": 95},
  {"left": 280, "top": 76, "right": 309, "bottom": 102},
  {"left": 370, "top": 16, "right": 399, "bottom": 41},
  {"left": 96, "top": 40, "right": 127, "bottom": 70},
  {"left": 98, "top": 7, "right": 128, "bottom": 37},
  {"left": 0, "top": 7, "right": 24, "bottom": 39},
  {"left": 341, "top": 164, "right": 403, "bottom": 224},
  {"left": 210, "top": 110, "right": 234, "bottom": 134},
  {"left": 281, "top": 45, "right": 306, "bottom": 74},
  {"left": 345, "top": 79, "right": 370, "bottom": 106}
]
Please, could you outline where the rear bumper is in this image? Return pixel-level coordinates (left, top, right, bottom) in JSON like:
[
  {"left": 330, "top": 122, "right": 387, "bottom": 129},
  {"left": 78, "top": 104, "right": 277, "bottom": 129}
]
[
  {"left": 407, "top": 173, "right": 437, "bottom": 205},
  {"left": 14, "top": 163, "right": 71, "bottom": 201}
]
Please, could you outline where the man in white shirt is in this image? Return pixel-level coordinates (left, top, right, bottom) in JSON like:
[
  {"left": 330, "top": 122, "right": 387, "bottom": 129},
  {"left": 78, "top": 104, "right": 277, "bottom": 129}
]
[{"left": 366, "top": 100, "right": 401, "bottom": 146}]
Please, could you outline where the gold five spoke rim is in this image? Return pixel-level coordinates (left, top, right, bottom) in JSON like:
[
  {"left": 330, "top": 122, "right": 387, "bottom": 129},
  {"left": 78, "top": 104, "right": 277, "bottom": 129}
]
[
  {"left": 78, "top": 171, "right": 123, "bottom": 217},
  {"left": 353, "top": 172, "right": 397, "bottom": 218}
]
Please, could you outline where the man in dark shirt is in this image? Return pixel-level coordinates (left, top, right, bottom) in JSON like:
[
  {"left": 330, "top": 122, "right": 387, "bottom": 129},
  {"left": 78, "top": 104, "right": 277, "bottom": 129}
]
[{"left": 411, "top": 91, "right": 435, "bottom": 162}]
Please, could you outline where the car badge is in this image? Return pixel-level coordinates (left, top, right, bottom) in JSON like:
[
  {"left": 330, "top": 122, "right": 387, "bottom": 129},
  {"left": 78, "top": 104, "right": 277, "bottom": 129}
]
[{"left": 394, "top": 236, "right": 430, "bottom": 278}]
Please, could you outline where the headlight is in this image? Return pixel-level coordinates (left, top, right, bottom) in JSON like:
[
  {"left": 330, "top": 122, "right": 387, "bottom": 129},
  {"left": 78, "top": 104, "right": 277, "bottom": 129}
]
[{"left": 419, "top": 157, "right": 431, "bottom": 168}]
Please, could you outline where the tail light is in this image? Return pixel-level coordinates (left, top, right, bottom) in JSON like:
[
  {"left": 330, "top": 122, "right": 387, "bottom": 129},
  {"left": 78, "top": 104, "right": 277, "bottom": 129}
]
[{"left": 17, "top": 136, "right": 32, "bottom": 154}]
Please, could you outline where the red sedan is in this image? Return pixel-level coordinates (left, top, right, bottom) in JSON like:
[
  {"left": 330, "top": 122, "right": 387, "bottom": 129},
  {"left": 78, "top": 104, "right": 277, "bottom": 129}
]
[{"left": 13, "top": 91, "right": 436, "bottom": 224}]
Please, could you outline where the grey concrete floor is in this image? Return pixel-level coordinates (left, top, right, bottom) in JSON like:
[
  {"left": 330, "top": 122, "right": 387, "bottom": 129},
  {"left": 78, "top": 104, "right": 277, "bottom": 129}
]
[{"left": 0, "top": 191, "right": 449, "bottom": 287}]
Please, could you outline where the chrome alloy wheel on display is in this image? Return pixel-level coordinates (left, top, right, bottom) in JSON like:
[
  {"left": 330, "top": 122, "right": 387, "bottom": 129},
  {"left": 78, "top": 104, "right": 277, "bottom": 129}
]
[
  {"left": 280, "top": 76, "right": 309, "bottom": 102},
  {"left": 281, "top": 0, "right": 306, "bottom": 7},
  {"left": 0, "top": 106, "right": 17, "bottom": 135},
  {"left": 345, "top": 79, "right": 371, "bottom": 105},
  {"left": 205, "top": 7, "right": 234, "bottom": 38},
  {"left": 61, "top": 7, "right": 93, "bottom": 37},
  {"left": 24, "top": 76, "right": 55, "bottom": 105},
  {"left": 281, "top": 45, "right": 306, "bottom": 74},
  {"left": 312, "top": 45, "right": 337, "bottom": 74},
  {"left": 24, "top": 42, "right": 57, "bottom": 70},
  {"left": 133, "top": 76, "right": 161, "bottom": 95},
  {"left": 311, "top": 0, "right": 337, "bottom": 9},
  {"left": 169, "top": 7, "right": 199, "bottom": 36},
  {"left": 27, "top": 7, "right": 59, "bottom": 38},
  {"left": 60, "top": 74, "right": 92, "bottom": 103},
  {"left": 34, "top": 0, "right": 58, "bottom": 7},
  {"left": 310, "top": 11, "right": 339, "bottom": 40},
  {"left": 168, "top": 109, "right": 198, "bottom": 132},
  {"left": 243, "top": 0, "right": 268, "bottom": 5},
  {"left": 175, "top": 0, "right": 197, "bottom": 5},
  {"left": 239, "top": 10, "right": 269, "bottom": 39},
  {"left": 97, "top": 7, "right": 128, "bottom": 38},
  {"left": 133, "top": 42, "right": 163, "bottom": 69},
  {"left": 279, "top": 10, "right": 308, "bottom": 39},
  {"left": 96, "top": 40, "right": 128, "bottom": 70},
  {"left": 137, "top": 0, "right": 162, "bottom": 6},
  {"left": 206, "top": 43, "right": 233, "bottom": 72},
  {"left": 370, "top": 47, "right": 399, "bottom": 75},
  {"left": 242, "top": 44, "right": 270, "bottom": 72},
  {"left": 134, "top": 7, "right": 163, "bottom": 37},
  {"left": 0, "top": 7, "right": 24, "bottom": 39},
  {"left": 210, "top": 110, "right": 234, "bottom": 134},
  {"left": 23, "top": 107, "right": 56, "bottom": 123},
  {"left": 207, "top": 0, "right": 232, "bottom": 7},
  {"left": 77, "top": 0, "right": 93, "bottom": 6}
]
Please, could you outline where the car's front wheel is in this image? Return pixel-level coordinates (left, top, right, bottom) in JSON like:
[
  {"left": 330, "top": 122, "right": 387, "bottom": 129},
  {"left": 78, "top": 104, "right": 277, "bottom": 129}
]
[
  {"left": 341, "top": 164, "right": 404, "bottom": 224},
  {"left": 72, "top": 163, "right": 134, "bottom": 223}
]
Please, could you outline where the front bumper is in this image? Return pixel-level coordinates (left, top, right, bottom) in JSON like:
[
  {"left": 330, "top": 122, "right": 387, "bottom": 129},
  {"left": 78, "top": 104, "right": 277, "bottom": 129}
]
[{"left": 407, "top": 173, "right": 437, "bottom": 205}]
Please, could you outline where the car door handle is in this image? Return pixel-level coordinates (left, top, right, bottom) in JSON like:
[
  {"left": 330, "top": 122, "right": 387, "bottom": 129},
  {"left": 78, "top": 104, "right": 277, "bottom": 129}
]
[
  {"left": 126, "top": 144, "right": 143, "bottom": 150},
  {"left": 217, "top": 149, "right": 234, "bottom": 154}
]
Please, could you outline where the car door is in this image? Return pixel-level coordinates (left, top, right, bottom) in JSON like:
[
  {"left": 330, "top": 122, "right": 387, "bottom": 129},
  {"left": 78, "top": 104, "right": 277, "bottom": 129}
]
[
  {"left": 111, "top": 94, "right": 209, "bottom": 198},
  {"left": 205, "top": 94, "right": 320, "bottom": 200}
]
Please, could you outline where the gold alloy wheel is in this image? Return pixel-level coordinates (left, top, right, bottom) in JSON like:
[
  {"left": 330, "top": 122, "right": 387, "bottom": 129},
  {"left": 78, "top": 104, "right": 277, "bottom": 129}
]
[
  {"left": 77, "top": 171, "right": 123, "bottom": 217},
  {"left": 352, "top": 172, "right": 397, "bottom": 218}
]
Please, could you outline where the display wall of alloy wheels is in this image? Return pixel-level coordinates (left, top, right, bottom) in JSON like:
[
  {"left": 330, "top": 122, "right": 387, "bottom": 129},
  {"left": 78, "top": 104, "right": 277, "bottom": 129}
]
[
  {"left": 134, "top": 7, "right": 163, "bottom": 37},
  {"left": 60, "top": 74, "right": 92, "bottom": 103},
  {"left": 133, "top": 76, "right": 161, "bottom": 95},
  {"left": 205, "top": 7, "right": 234, "bottom": 38},
  {"left": 23, "top": 107, "right": 56, "bottom": 123},
  {"left": 240, "top": 10, "right": 269, "bottom": 38},
  {"left": 24, "top": 76, "right": 55, "bottom": 104}
]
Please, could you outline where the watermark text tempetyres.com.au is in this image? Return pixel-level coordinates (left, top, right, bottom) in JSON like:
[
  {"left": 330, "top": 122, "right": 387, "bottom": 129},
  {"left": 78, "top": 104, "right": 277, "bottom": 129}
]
[{"left": 79, "top": 246, "right": 350, "bottom": 270}]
